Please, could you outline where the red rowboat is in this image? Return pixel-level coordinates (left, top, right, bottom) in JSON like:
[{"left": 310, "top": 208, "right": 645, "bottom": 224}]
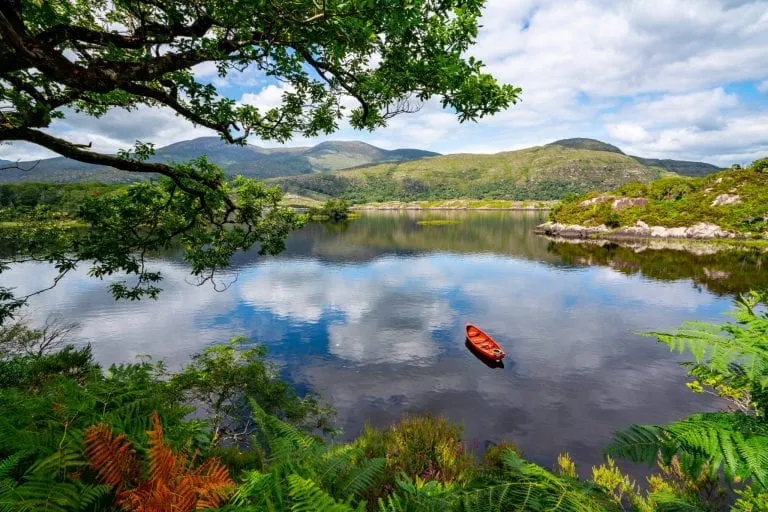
[{"left": 465, "top": 324, "right": 505, "bottom": 361}]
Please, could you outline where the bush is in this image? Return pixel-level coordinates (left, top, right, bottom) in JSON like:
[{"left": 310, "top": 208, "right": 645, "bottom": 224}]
[
  {"left": 750, "top": 157, "right": 768, "bottom": 173},
  {"left": 604, "top": 211, "right": 621, "bottom": 228},
  {"left": 647, "top": 176, "right": 698, "bottom": 201},
  {"left": 310, "top": 199, "right": 350, "bottom": 222},
  {"left": 356, "top": 415, "right": 474, "bottom": 484}
]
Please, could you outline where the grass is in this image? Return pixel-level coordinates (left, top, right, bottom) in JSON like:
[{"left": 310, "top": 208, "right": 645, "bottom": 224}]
[
  {"left": 550, "top": 168, "right": 768, "bottom": 237},
  {"left": 271, "top": 145, "right": 672, "bottom": 202}
]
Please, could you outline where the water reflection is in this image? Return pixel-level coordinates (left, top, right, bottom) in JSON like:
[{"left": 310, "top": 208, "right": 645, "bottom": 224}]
[
  {"left": 465, "top": 339, "right": 505, "bottom": 369},
  {"left": 6, "top": 211, "right": 762, "bottom": 472}
]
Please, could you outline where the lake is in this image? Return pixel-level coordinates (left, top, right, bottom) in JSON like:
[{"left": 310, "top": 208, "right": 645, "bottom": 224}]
[{"left": 6, "top": 210, "right": 766, "bottom": 473}]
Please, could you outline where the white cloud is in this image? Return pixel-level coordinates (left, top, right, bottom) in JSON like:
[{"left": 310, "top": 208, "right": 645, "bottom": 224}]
[
  {"left": 241, "top": 84, "right": 295, "bottom": 111},
  {"left": 4, "top": 0, "right": 768, "bottom": 164},
  {"left": 606, "top": 123, "right": 652, "bottom": 143}
]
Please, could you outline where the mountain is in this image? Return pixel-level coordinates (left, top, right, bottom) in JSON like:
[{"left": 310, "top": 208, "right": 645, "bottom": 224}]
[
  {"left": 270, "top": 143, "right": 683, "bottom": 202},
  {"left": 547, "top": 138, "right": 720, "bottom": 177},
  {"left": 0, "top": 138, "right": 439, "bottom": 183}
]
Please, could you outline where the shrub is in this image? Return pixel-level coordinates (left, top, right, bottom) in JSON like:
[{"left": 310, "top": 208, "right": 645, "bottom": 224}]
[
  {"left": 604, "top": 211, "right": 622, "bottom": 229},
  {"left": 482, "top": 440, "right": 523, "bottom": 470},
  {"left": 356, "top": 415, "right": 474, "bottom": 485},
  {"left": 647, "top": 177, "right": 698, "bottom": 201},
  {"left": 310, "top": 199, "right": 350, "bottom": 222},
  {"left": 750, "top": 157, "right": 768, "bottom": 173}
]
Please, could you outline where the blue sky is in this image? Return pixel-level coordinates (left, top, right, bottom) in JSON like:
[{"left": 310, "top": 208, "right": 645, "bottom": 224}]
[{"left": 4, "top": 0, "right": 768, "bottom": 166}]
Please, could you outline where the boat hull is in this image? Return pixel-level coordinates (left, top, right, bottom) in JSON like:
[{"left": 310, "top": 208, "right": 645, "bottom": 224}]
[{"left": 465, "top": 324, "right": 505, "bottom": 361}]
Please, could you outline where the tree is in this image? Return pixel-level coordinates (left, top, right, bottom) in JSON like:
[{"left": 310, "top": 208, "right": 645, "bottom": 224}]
[{"left": 0, "top": 0, "right": 521, "bottom": 323}]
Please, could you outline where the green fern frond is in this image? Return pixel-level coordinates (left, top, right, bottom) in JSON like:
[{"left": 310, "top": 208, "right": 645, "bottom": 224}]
[
  {"left": 0, "top": 454, "right": 23, "bottom": 480},
  {"left": 339, "top": 456, "right": 386, "bottom": 497},
  {"left": 607, "top": 413, "right": 768, "bottom": 488},
  {"left": 287, "top": 473, "right": 361, "bottom": 512},
  {"left": 250, "top": 399, "right": 316, "bottom": 454}
]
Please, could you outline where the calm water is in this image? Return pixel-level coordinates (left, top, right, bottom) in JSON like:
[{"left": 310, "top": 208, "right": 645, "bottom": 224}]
[{"left": 6, "top": 211, "right": 767, "bottom": 472}]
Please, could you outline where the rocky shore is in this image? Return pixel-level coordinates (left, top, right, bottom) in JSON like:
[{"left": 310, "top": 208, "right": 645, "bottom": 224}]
[{"left": 534, "top": 220, "right": 740, "bottom": 240}]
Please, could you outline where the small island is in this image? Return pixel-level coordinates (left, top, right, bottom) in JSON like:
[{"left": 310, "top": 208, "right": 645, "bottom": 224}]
[{"left": 537, "top": 158, "right": 768, "bottom": 244}]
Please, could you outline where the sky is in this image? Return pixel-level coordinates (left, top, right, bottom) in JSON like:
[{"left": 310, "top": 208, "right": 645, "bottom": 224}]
[{"left": 3, "top": 0, "right": 768, "bottom": 166}]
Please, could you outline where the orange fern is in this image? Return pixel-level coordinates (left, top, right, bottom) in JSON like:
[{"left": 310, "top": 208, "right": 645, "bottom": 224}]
[
  {"left": 83, "top": 422, "right": 139, "bottom": 492},
  {"left": 84, "top": 411, "right": 234, "bottom": 512}
]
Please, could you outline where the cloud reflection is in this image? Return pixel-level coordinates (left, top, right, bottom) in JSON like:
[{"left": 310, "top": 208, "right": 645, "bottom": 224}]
[{"left": 2, "top": 213, "right": 739, "bottom": 472}]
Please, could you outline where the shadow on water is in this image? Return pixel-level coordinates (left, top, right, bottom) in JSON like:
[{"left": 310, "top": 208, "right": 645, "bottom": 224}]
[
  {"left": 465, "top": 339, "right": 505, "bottom": 369},
  {"left": 547, "top": 240, "right": 768, "bottom": 296}
]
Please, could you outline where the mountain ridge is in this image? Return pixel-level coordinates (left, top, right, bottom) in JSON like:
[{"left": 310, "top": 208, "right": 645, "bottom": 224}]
[
  {"left": 0, "top": 138, "right": 439, "bottom": 183},
  {"left": 271, "top": 142, "right": 719, "bottom": 202},
  {"left": 547, "top": 138, "right": 720, "bottom": 177}
]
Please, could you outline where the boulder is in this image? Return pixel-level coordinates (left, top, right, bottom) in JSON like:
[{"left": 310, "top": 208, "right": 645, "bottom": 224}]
[
  {"left": 685, "top": 222, "right": 733, "bottom": 239},
  {"left": 534, "top": 222, "right": 609, "bottom": 238},
  {"left": 580, "top": 195, "right": 614, "bottom": 207},
  {"left": 711, "top": 194, "right": 741, "bottom": 206},
  {"left": 612, "top": 197, "right": 647, "bottom": 211}
]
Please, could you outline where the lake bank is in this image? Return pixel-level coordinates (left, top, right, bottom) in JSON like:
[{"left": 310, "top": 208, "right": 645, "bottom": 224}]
[
  {"left": 535, "top": 220, "right": 768, "bottom": 249},
  {"left": 351, "top": 199, "right": 557, "bottom": 210}
]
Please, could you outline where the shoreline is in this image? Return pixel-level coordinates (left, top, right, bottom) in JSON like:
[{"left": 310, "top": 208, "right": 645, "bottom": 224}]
[
  {"left": 351, "top": 206, "right": 552, "bottom": 211},
  {"left": 351, "top": 200, "right": 557, "bottom": 211},
  {"left": 534, "top": 221, "right": 767, "bottom": 249}
]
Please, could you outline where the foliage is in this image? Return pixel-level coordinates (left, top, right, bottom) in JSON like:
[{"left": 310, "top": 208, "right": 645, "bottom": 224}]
[
  {"left": 311, "top": 199, "right": 351, "bottom": 222},
  {"left": 85, "top": 411, "right": 234, "bottom": 511},
  {"left": 273, "top": 145, "right": 667, "bottom": 203},
  {"left": 607, "top": 290, "right": 768, "bottom": 494},
  {"left": 356, "top": 415, "right": 474, "bottom": 485},
  {"left": 0, "top": 331, "right": 336, "bottom": 511},
  {"left": 0, "top": 173, "right": 303, "bottom": 323},
  {"left": 588, "top": 454, "right": 721, "bottom": 512},
  {"left": 0, "top": 0, "right": 518, "bottom": 324},
  {"left": 551, "top": 166, "right": 768, "bottom": 236},
  {"left": 751, "top": 158, "right": 768, "bottom": 174},
  {"left": 0, "top": 183, "right": 123, "bottom": 218},
  {"left": 169, "top": 337, "right": 336, "bottom": 444},
  {"left": 0, "top": 314, "right": 79, "bottom": 357}
]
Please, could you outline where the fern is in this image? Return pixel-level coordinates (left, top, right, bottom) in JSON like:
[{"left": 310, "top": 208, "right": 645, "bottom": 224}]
[
  {"left": 0, "top": 452, "right": 109, "bottom": 512},
  {"left": 649, "top": 290, "right": 768, "bottom": 396},
  {"left": 607, "top": 413, "right": 768, "bottom": 488},
  {"left": 287, "top": 474, "right": 364, "bottom": 512},
  {"left": 85, "top": 411, "right": 234, "bottom": 511},
  {"left": 609, "top": 291, "right": 768, "bottom": 490}
]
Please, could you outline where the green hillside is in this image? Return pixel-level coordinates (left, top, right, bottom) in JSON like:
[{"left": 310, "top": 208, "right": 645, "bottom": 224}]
[
  {"left": 270, "top": 144, "right": 676, "bottom": 202},
  {"left": 547, "top": 138, "right": 720, "bottom": 176},
  {"left": 550, "top": 158, "right": 768, "bottom": 237}
]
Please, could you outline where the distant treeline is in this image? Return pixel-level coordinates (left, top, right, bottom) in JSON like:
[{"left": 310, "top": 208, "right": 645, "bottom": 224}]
[{"left": 0, "top": 182, "right": 124, "bottom": 215}]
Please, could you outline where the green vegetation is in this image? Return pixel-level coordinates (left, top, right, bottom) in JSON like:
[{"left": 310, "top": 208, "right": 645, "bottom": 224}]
[
  {"left": 0, "top": 183, "right": 125, "bottom": 219},
  {"left": 7, "top": 310, "right": 765, "bottom": 511},
  {"left": 310, "top": 199, "right": 351, "bottom": 222},
  {"left": 606, "top": 289, "right": 768, "bottom": 509},
  {"left": 417, "top": 219, "right": 461, "bottom": 226},
  {"left": 0, "top": 0, "right": 518, "bottom": 325},
  {"left": 551, "top": 159, "right": 768, "bottom": 236},
  {"left": 272, "top": 144, "right": 672, "bottom": 203}
]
